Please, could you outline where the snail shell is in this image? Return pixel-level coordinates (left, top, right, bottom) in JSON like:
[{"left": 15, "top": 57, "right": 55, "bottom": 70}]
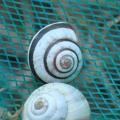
[
  {"left": 28, "top": 22, "right": 83, "bottom": 83},
  {"left": 22, "top": 83, "right": 90, "bottom": 120}
]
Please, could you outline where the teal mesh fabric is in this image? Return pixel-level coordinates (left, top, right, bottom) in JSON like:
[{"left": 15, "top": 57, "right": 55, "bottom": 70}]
[{"left": 0, "top": 0, "right": 120, "bottom": 119}]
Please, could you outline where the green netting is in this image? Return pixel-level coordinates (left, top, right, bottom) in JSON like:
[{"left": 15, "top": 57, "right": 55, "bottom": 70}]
[{"left": 0, "top": 0, "right": 120, "bottom": 119}]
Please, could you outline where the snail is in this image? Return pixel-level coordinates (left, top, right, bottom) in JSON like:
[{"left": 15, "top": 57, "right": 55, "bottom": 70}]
[
  {"left": 28, "top": 22, "right": 83, "bottom": 83},
  {"left": 22, "top": 83, "right": 90, "bottom": 120}
]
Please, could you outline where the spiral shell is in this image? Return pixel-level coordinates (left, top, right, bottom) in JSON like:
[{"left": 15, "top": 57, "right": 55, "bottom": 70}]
[
  {"left": 22, "top": 83, "right": 90, "bottom": 120},
  {"left": 28, "top": 22, "right": 83, "bottom": 83}
]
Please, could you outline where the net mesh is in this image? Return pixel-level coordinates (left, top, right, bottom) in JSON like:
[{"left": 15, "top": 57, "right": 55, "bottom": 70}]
[{"left": 0, "top": 0, "right": 120, "bottom": 119}]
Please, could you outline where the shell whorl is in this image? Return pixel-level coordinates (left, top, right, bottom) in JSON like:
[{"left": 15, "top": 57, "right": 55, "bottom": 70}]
[
  {"left": 28, "top": 22, "right": 83, "bottom": 83},
  {"left": 24, "top": 88, "right": 67, "bottom": 120},
  {"left": 22, "top": 83, "right": 90, "bottom": 120}
]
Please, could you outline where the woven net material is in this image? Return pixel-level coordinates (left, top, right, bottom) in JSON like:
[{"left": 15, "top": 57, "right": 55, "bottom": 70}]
[{"left": 0, "top": 0, "right": 120, "bottom": 119}]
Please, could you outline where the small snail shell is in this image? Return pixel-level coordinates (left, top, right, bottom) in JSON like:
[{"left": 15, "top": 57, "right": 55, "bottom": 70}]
[
  {"left": 28, "top": 22, "right": 83, "bottom": 83},
  {"left": 22, "top": 83, "right": 90, "bottom": 120}
]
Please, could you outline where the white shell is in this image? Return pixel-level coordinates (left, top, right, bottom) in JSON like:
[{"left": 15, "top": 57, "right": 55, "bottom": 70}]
[
  {"left": 22, "top": 83, "right": 90, "bottom": 120},
  {"left": 28, "top": 22, "right": 83, "bottom": 83}
]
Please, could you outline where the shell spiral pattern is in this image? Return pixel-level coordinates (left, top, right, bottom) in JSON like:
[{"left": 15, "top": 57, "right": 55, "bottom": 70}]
[
  {"left": 22, "top": 83, "right": 90, "bottom": 120},
  {"left": 28, "top": 22, "right": 83, "bottom": 83}
]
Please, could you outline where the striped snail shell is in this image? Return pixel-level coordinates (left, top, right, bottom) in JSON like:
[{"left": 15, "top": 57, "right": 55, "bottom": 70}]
[
  {"left": 28, "top": 22, "right": 83, "bottom": 83},
  {"left": 22, "top": 83, "right": 90, "bottom": 120}
]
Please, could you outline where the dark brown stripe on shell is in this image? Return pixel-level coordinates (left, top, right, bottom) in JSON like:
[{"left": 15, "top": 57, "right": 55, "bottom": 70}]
[
  {"left": 28, "top": 22, "right": 75, "bottom": 81},
  {"left": 44, "top": 39, "right": 80, "bottom": 79}
]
